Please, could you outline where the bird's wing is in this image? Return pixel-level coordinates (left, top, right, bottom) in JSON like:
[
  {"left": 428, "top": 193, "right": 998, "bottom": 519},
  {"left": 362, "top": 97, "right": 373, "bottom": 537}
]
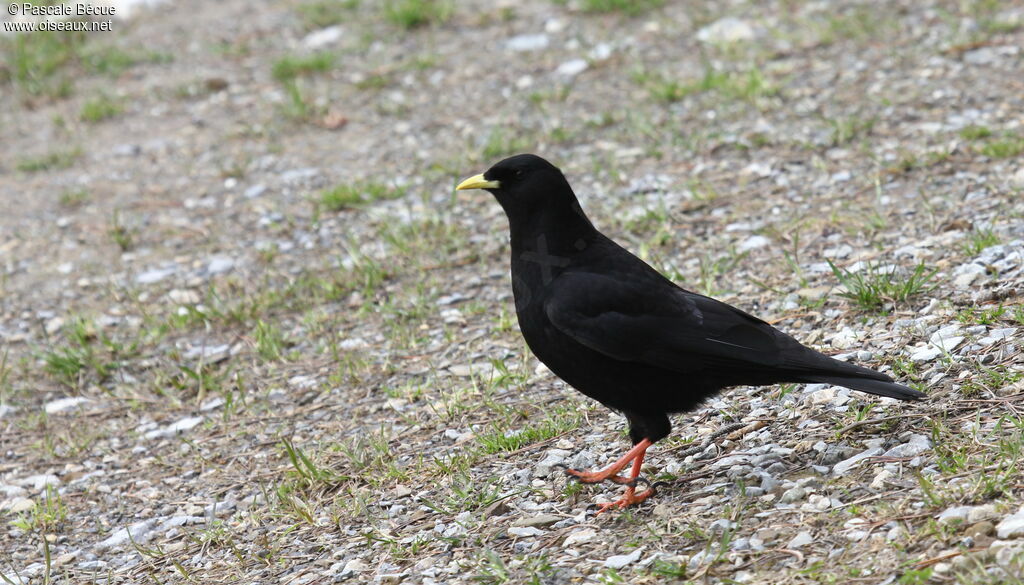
[{"left": 545, "top": 271, "right": 806, "bottom": 373}]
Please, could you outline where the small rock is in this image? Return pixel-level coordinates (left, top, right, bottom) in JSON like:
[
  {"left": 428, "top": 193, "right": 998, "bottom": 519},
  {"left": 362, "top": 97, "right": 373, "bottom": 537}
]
[
  {"left": 207, "top": 257, "right": 235, "bottom": 275},
  {"left": 4, "top": 497, "right": 35, "bottom": 514},
  {"left": 963, "top": 46, "right": 1000, "bottom": 65},
  {"left": 136, "top": 267, "right": 176, "bottom": 284},
  {"left": 302, "top": 26, "right": 343, "bottom": 49},
  {"left": 448, "top": 362, "right": 495, "bottom": 378},
  {"left": 870, "top": 469, "right": 893, "bottom": 489},
  {"left": 342, "top": 559, "right": 369, "bottom": 574},
  {"left": 968, "top": 521, "right": 995, "bottom": 538},
  {"left": 968, "top": 505, "right": 999, "bottom": 524},
  {"left": 95, "top": 519, "right": 159, "bottom": 550},
  {"left": 17, "top": 474, "right": 59, "bottom": 490},
  {"left": 244, "top": 184, "right": 267, "bottom": 199},
  {"left": 555, "top": 58, "right": 588, "bottom": 77},
  {"left": 505, "top": 34, "right": 549, "bottom": 52},
  {"left": 280, "top": 168, "right": 320, "bottom": 184},
  {"left": 738, "top": 235, "right": 770, "bottom": 252},
  {"left": 508, "top": 526, "right": 544, "bottom": 537},
  {"left": 804, "top": 494, "right": 831, "bottom": 511},
  {"left": 604, "top": 548, "right": 643, "bottom": 569},
  {"left": 512, "top": 514, "right": 561, "bottom": 528},
  {"left": 833, "top": 447, "right": 883, "bottom": 476},
  {"left": 884, "top": 434, "right": 931, "bottom": 457},
  {"left": 696, "top": 17, "right": 756, "bottom": 43},
  {"left": 780, "top": 487, "right": 807, "bottom": 503},
  {"left": 563, "top": 528, "right": 597, "bottom": 546},
  {"left": 167, "top": 289, "right": 200, "bottom": 305},
  {"left": 910, "top": 347, "right": 942, "bottom": 363},
  {"left": 144, "top": 416, "right": 205, "bottom": 440},
  {"left": 937, "top": 506, "right": 972, "bottom": 525},
  {"left": 787, "top": 531, "right": 813, "bottom": 548},
  {"left": 44, "top": 397, "right": 92, "bottom": 414},
  {"left": 996, "top": 507, "right": 1024, "bottom": 539}
]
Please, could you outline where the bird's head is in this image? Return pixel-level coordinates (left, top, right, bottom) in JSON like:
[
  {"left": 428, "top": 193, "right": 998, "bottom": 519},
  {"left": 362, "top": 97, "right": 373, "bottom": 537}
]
[{"left": 455, "top": 154, "right": 577, "bottom": 220}]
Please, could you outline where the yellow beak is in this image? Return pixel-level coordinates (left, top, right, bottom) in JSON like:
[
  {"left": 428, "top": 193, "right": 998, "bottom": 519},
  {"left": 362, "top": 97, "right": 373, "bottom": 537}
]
[{"left": 455, "top": 173, "right": 500, "bottom": 191}]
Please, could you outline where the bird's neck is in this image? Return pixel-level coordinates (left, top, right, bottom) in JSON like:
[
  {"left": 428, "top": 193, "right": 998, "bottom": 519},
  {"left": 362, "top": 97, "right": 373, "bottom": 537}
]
[
  {"left": 507, "top": 201, "right": 597, "bottom": 291},
  {"left": 509, "top": 205, "right": 596, "bottom": 257}
]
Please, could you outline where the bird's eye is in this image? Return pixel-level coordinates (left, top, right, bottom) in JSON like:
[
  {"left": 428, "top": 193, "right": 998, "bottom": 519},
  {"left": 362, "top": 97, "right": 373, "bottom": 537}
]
[{"left": 514, "top": 169, "right": 523, "bottom": 177}]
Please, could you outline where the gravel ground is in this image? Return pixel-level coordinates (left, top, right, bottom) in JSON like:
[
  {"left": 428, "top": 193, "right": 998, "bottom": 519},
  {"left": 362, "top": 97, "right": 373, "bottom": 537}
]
[{"left": 2, "top": 1, "right": 1024, "bottom": 583}]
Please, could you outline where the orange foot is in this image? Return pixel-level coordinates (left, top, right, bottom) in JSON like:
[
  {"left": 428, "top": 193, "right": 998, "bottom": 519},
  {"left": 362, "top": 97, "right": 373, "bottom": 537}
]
[
  {"left": 596, "top": 485, "right": 658, "bottom": 514},
  {"left": 565, "top": 467, "right": 633, "bottom": 484},
  {"left": 563, "top": 438, "right": 652, "bottom": 484}
]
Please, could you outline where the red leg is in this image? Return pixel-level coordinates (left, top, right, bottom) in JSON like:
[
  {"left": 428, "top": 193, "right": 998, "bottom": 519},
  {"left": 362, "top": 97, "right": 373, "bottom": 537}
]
[
  {"left": 565, "top": 438, "right": 652, "bottom": 484},
  {"left": 596, "top": 453, "right": 657, "bottom": 513}
]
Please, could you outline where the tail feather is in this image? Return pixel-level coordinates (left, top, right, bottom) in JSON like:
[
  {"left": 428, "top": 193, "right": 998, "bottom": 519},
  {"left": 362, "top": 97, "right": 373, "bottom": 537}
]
[{"left": 803, "top": 375, "right": 926, "bottom": 401}]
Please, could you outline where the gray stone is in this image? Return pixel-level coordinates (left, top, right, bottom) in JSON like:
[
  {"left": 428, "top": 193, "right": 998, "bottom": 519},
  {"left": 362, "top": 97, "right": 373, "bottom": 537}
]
[
  {"left": 696, "top": 17, "right": 755, "bottom": 44},
  {"left": 302, "top": 26, "right": 343, "bottom": 49},
  {"left": 508, "top": 526, "right": 544, "bottom": 537},
  {"left": 207, "top": 257, "right": 235, "bottom": 274},
  {"left": 604, "top": 548, "right": 643, "bottom": 569},
  {"left": 910, "top": 347, "right": 942, "bottom": 363},
  {"left": 996, "top": 508, "right": 1024, "bottom": 539},
  {"left": 884, "top": 434, "right": 932, "bottom": 457},
  {"left": 512, "top": 514, "right": 561, "bottom": 528},
  {"left": 787, "top": 531, "right": 813, "bottom": 548},
  {"left": 44, "top": 396, "right": 92, "bottom": 414},
  {"left": 244, "top": 184, "right": 267, "bottom": 198},
  {"left": 136, "top": 267, "right": 177, "bottom": 284},
  {"left": 937, "top": 506, "right": 972, "bottom": 525},
  {"left": 505, "top": 34, "right": 549, "bottom": 52},
  {"left": 833, "top": 447, "right": 883, "bottom": 476},
  {"left": 555, "top": 58, "right": 588, "bottom": 77}
]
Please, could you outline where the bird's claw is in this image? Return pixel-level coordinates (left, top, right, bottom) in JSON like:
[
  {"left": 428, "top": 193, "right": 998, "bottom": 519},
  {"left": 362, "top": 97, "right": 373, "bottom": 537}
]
[
  {"left": 594, "top": 485, "right": 659, "bottom": 515},
  {"left": 564, "top": 467, "right": 633, "bottom": 485}
]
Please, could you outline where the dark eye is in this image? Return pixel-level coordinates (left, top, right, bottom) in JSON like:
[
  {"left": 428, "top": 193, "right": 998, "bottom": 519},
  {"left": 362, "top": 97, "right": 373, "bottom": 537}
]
[{"left": 514, "top": 169, "right": 523, "bottom": 177}]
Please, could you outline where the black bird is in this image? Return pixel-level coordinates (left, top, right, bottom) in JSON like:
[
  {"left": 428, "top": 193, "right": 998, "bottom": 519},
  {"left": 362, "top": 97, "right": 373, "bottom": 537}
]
[{"left": 456, "top": 154, "right": 926, "bottom": 511}]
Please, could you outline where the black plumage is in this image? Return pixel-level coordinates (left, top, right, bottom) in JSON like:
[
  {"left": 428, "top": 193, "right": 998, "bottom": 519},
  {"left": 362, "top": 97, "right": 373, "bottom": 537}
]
[{"left": 456, "top": 154, "right": 925, "bottom": 510}]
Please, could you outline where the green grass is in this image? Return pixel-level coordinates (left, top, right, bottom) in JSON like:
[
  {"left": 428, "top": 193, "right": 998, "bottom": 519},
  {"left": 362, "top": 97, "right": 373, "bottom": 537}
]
[
  {"left": 636, "top": 66, "right": 777, "bottom": 105},
  {"left": 318, "top": 181, "right": 405, "bottom": 211},
  {"left": 16, "top": 148, "right": 81, "bottom": 173},
  {"left": 80, "top": 93, "right": 122, "bottom": 122},
  {"left": 977, "top": 134, "right": 1024, "bottom": 159},
  {"left": 271, "top": 52, "right": 335, "bottom": 82},
  {"left": 828, "top": 260, "right": 938, "bottom": 312},
  {"left": 959, "top": 125, "right": 992, "bottom": 140},
  {"left": 828, "top": 115, "right": 876, "bottom": 146},
  {"left": 108, "top": 210, "right": 135, "bottom": 251},
  {"left": 296, "top": 0, "right": 360, "bottom": 29},
  {"left": 955, "top": 305, "right": 1009, "bottom": 326},
  {"left": 40, "top": 318, "right": 131, "bottom": 388},
  {"left": 58, "top": 189, "right": 90, "bottom": 208},
  {"left": 578, "top": 0, "right": 663, "bottom": 15},
  {"left": 3, "top": 30, "right": 84, "bottom": 97},
  {"left": 253, "top": 320, "right": 290, "bottom": 361},
  {"left": 383, "top": 0, "right": 452, "bottom": 29},
  {"left": 2, "top": 30, "right": 170, "bottom": 98},
  {"left": 962, "top": 225, "right": 1001, "bottom": 255},
  {"left": 278, "top": 80, "right": 320, "bottom": 122},
  {"left": 476, "top": 408, "right": 581, "bottom": 454}
]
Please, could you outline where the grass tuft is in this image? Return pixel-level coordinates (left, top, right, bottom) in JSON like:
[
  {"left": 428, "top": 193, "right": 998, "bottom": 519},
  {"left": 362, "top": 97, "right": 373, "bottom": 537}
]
[
  {"left": 271, "top": 52, "right": 335, "bottom": 82},
  {"left": 80, "top": 93, "right": 122, "bottom": 123},
  {"left": 319, "top": 181, "right": 405, "bottom": 211},
  {"left": 828, "top": 260, "right": 938, "bottom": 312},
  {"left": 383, "top": 0, "right": 452, "bottom": 29},
  {"left": 16, "top": 148, "right": 81, "bottom": 173}
]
